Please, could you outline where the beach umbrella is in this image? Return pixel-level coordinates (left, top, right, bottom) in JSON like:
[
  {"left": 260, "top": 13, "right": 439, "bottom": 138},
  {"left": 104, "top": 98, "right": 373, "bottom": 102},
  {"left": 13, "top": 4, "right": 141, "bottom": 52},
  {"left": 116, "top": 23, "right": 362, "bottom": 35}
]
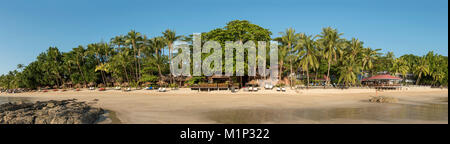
[
  {"left": 88, "top": 82, "right": 97, "bottom": 87},
  {"left": 98, "top": 83, "right": 105, "bottom": 88},
  {"left": 248, "top": 80, "right": 258, "bottom": 86},
  {"left": 157, "top": 81, "right": 167, "bottom": 86},
  {"left": 74, "top": 84, "right": 82, "bottom": 88}
]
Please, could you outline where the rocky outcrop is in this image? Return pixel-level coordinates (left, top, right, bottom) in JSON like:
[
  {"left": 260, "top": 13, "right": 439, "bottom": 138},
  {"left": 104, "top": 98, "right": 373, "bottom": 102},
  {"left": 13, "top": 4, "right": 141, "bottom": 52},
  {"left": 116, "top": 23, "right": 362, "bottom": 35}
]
[
  {"left": 369, "top": 96, "right": 398, "bottom": 103},
  {"left": 0, "top": 99, "right": 104, "bottom": 124}
]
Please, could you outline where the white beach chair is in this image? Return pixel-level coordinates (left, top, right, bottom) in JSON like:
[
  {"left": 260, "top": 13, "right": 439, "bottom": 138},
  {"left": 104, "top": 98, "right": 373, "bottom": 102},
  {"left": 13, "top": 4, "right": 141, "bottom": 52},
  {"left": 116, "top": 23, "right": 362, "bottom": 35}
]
[
  {"left": 252, "top": 87, "right": 259, "bottom": 92},
  {"left": 123, "top": 87, "right": 131, "bottom": 92},
  {"left": 89, "top": 87, "right": 95, "bottom": 90},
  {"left": 276, "top": 87, "right": 281, "bottom": 92},
  {"left": 158, "top": 87, "right": 167, "bottom": 92},
  {"left": 281, "top": 87, "right": 286, "bottom": 92}
]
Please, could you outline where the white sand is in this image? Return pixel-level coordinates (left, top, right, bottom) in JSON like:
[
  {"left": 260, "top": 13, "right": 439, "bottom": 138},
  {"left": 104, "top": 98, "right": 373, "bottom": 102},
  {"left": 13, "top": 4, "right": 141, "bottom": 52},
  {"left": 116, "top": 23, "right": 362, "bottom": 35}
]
[{"left": 1, "top": 88, "right": 447, "bottom": 124}]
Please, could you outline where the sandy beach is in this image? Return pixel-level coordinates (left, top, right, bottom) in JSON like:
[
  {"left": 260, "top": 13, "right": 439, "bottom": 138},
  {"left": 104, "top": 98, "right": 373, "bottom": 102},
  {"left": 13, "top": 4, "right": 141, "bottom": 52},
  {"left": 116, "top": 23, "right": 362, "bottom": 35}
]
[{"left": 0, "top": 88, "right": 447, "bottom": 124}]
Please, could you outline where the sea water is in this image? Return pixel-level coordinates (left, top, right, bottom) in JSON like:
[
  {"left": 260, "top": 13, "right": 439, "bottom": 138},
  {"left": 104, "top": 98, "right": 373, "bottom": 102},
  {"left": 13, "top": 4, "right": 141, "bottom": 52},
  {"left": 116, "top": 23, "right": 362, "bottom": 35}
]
[{"left": 206, "top": 97, "right": 448, "bottom": 124}]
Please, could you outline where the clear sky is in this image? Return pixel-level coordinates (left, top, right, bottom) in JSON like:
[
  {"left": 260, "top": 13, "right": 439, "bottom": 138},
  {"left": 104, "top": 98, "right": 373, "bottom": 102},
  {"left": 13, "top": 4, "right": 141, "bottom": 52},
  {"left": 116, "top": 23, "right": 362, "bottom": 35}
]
[{"left": 0, "top": 0, "right": 448, "bottom": 75}]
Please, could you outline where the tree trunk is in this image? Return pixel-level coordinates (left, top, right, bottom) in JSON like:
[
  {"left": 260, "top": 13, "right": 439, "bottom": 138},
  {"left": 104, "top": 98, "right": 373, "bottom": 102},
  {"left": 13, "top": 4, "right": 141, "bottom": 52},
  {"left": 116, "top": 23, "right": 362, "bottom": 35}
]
[
  {"left": 416, "top": 72, "right": 422, "bottom": 85},
  {"left": 96, "top": 55, "right": 106, "bottom": 86},
  {"left": 123, "top": 65, "right": 130, "bottom": 83},
  {"left": 326, "top": 59, "right": 331, "bottom": 85},
  {"left": 132, "top": 40, "right": 139, "bottom": 84},
  {"left": 314, "top": 70, "right": 318, "bottom": 81},
  {"left": 279, "top": 61, "right": 283, "bottom": 81},
  {"left": 77, "top": 61, "right": 87, "bottom": 87},
  {"left": 169, "top": 43, "right": 174, "bottom": 84},
  {"left": 290, "top": 59, "right": 293, "bottom": 88},
  {"left": 138, "top": 48, "right": 142, "bottom": 83},
  {"left": 306, "top": 65, "right": 310, "bottom": 89}
]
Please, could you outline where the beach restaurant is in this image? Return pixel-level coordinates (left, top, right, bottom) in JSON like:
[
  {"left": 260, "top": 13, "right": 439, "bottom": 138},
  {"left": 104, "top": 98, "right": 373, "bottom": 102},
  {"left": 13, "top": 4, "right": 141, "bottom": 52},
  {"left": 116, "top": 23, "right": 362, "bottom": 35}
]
[{"left": 361, "top": 74, "right": 402, "bottom": 86}]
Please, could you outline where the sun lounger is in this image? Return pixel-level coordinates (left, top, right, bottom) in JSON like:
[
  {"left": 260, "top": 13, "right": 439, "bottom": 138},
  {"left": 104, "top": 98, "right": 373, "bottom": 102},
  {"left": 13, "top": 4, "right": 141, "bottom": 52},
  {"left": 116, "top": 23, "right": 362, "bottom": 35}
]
[
  {"left": 158, "top": 87, "right": 167, "bottom": 92},
  {"left": 146, "top": 87, "right": 153, "bottom": 90},
  {"left": 281, "top": 87, "right": 286, "bottom": 92},
  {"left": 89, "top": 87, "right": 95, "bottom": 90},
  {"left": 123, "top": 87, "right": 131, "bottom": 92},
  {"left": 276, "top": 87, "right": 281, "bottom": 91},
  {"left": 114, "top": 87, "right": 121, "bottom": 90},
  {"left": 252, "top": 87, "right": 259, "bottom": 92}
]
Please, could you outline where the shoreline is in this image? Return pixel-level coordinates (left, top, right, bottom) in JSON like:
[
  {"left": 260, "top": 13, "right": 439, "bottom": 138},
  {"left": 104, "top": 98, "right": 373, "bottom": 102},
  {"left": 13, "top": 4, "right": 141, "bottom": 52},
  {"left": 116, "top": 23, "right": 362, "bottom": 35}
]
[{"left": 1, "top": 88, "right": 448, "bottom": 124}]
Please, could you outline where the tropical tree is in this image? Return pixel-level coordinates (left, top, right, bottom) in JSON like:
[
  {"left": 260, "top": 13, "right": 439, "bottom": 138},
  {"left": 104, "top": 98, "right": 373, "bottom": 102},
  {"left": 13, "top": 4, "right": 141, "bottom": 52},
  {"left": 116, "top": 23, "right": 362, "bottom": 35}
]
[
  {"left": 361, "top": 47, "right": 381, "bottom": 77},
  {"left": 413, "top": 57, "right": 430, "bottom": 85},
  {"left": 125, "top": 30, "right": 143, "bottom": 83},
  {"left": 317, "top": 27, "right": 345, "bottom": 85},
  {"left": 391, "top": 57, "right": 409, "bottom": 78},
  {"left": 297, "top": 34, "right": 318, "bottom": 88},
  {"left": 162, "top": 29, "right": 182, "bottom": 84},
  {"left": 275, "top": 28, "right": 299, "bottom": 87}
]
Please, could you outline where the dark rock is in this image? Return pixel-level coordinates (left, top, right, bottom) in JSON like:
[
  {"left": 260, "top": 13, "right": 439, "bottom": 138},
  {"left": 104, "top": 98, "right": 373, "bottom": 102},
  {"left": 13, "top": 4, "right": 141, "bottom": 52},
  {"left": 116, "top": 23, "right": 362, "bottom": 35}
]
[{"left": 0, "top": 99, "right": 104, "bottom": 124}]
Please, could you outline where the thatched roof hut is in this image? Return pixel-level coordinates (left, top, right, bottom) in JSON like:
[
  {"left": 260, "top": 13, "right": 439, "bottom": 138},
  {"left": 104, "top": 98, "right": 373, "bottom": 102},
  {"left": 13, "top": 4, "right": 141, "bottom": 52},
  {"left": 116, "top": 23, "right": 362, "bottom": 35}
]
[
  {"left": 247, "top": 80, "right": 258, "bottom": 86},
  {"left": 88, "top": 82, "right": 97, "bottom": 87},
  {"left": 98, "top": 83, "right": 105, "bottom": 88},
  {"left": 157, "top": 81, "right": 167, "bottom": 86},
  {"left": 121, "top": 82, "right": 129, "bottom": 87}
]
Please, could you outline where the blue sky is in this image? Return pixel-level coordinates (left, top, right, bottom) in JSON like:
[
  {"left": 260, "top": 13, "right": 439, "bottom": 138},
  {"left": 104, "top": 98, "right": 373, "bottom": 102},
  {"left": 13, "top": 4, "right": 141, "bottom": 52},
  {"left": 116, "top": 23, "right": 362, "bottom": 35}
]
[{"left": 0, "top": 0, "right": 448, "bottom": 75}]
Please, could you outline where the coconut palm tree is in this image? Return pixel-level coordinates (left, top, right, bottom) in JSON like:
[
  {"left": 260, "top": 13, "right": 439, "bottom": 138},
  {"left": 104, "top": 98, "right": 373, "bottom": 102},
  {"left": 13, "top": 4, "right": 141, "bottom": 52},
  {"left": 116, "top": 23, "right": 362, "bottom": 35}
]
[
  {"left": 87, "top": 43, "right": 108, "bottom": 85},
  {"left": 277, "top": 28, "right": 300, "bottom": 87},
  {"left": 125, "top": 30, "right": 143, "bottom": 83},
  {"left": 162, "top": 29, "right": 182, "bottom": 84},
  {"left": 72, "top": 46, "right": 88, "bottom": 86},
  {"left": 297, "top": 34, "right": 319, "bottom": 88},
  {"left": 317, "top": 27, "right": 345, "bottom": 85},
  {"left": 361, "top": 47, "right": 381, "bottom": 77},
  {"left": 148, "top": 37, "right": 167, "bottom": 78},
  {"left": 16, "top": 64, "right": 24, "bottom": 71},
  {"left": 413, "top": 57, "right": 430, "bottom": 85},
  {"left": 337, "top": 57, "right": 361, "bottom": 86},
  {"left": 391, "top": 57, "right": 409, "bottom": 78}
]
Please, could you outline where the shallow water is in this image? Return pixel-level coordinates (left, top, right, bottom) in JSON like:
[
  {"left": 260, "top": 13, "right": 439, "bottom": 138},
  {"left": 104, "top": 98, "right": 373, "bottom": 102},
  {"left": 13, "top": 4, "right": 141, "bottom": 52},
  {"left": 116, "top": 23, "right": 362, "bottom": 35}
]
[
  {"left": 108, "top": 110, "right": 123, "bottom": 124},
  {"left": 206, "top": 98, "right": 448, "bottom": 124}
]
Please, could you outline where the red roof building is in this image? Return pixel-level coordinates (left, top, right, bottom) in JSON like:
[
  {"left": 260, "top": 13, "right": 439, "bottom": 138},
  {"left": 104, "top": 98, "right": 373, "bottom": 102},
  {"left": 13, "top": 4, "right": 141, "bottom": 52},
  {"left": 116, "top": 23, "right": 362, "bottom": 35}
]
[
  {"left": 361, "top": 74, "right": 402, "bottom": 86},
  {"left": 361, "top": 74, "right": 402, "bottom": 81}
]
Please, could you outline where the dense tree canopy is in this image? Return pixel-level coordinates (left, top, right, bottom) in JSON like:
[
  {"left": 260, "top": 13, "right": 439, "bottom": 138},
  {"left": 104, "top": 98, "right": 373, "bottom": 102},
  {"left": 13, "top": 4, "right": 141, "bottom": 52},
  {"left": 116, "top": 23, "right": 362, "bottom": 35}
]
[{"left": 0, "top": 20, "right": 447, "bottom": 90}]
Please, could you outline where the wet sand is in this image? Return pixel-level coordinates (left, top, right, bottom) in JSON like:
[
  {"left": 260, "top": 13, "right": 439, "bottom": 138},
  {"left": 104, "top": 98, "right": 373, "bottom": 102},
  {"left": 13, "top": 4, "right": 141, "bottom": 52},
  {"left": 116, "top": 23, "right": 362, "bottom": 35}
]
[{"left": 0, "top": 88, "right": 447, "bottom": 124}]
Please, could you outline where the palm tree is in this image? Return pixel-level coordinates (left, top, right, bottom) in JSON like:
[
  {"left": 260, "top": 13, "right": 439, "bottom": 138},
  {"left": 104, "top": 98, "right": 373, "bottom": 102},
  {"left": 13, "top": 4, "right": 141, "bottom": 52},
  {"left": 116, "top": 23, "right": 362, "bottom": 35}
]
[
  {"left": 87, "top": 43, "right": 107, "bottom": 85},
  {"left": 391, "top": 57, "right": 409, "bottom": 78},
  {"left": 125, "top": 30, "right": 143, "bottom": 83},
  {"left": 278, "top": 28, "right": 299, "bottom": 87},
  {"left": 162, "top": 29, "right": 182, "bottom": 84},
  {"left": 317, "top": 27, "right": 345, "bottom": 85},
  {"left": 413, "top": 57, "right": 430, "bottom": 85},
  {"left": 148, "top": 37, "right": 167, "bottom": 78},
  {"left": 17, "top": 64, "right": 24, "bottom": 71},
  {"left": 297, "top": 34, "right": 319, "bottom": 88},
  {"left": 361, "top": 47, "right": 380, "bottom": 78},
  {"left": 46, "top": 47, "right": 64, "bottom": 87},
  {"left": 337, "top": 57, "right": 361, "bottom": 86},
  {"left": 72, "top": 46, "right": 88, "bottom": 86}
]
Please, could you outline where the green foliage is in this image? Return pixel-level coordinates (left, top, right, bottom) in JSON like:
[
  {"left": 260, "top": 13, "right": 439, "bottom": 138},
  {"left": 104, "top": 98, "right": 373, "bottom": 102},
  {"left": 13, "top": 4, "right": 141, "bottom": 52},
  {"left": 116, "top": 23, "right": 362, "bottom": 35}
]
[
  {"left": 185, "top": 76, "right": 205, "bottom": 85},
  {"left": 0, "top": 20, "right": 447, "bottom": 89}
]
